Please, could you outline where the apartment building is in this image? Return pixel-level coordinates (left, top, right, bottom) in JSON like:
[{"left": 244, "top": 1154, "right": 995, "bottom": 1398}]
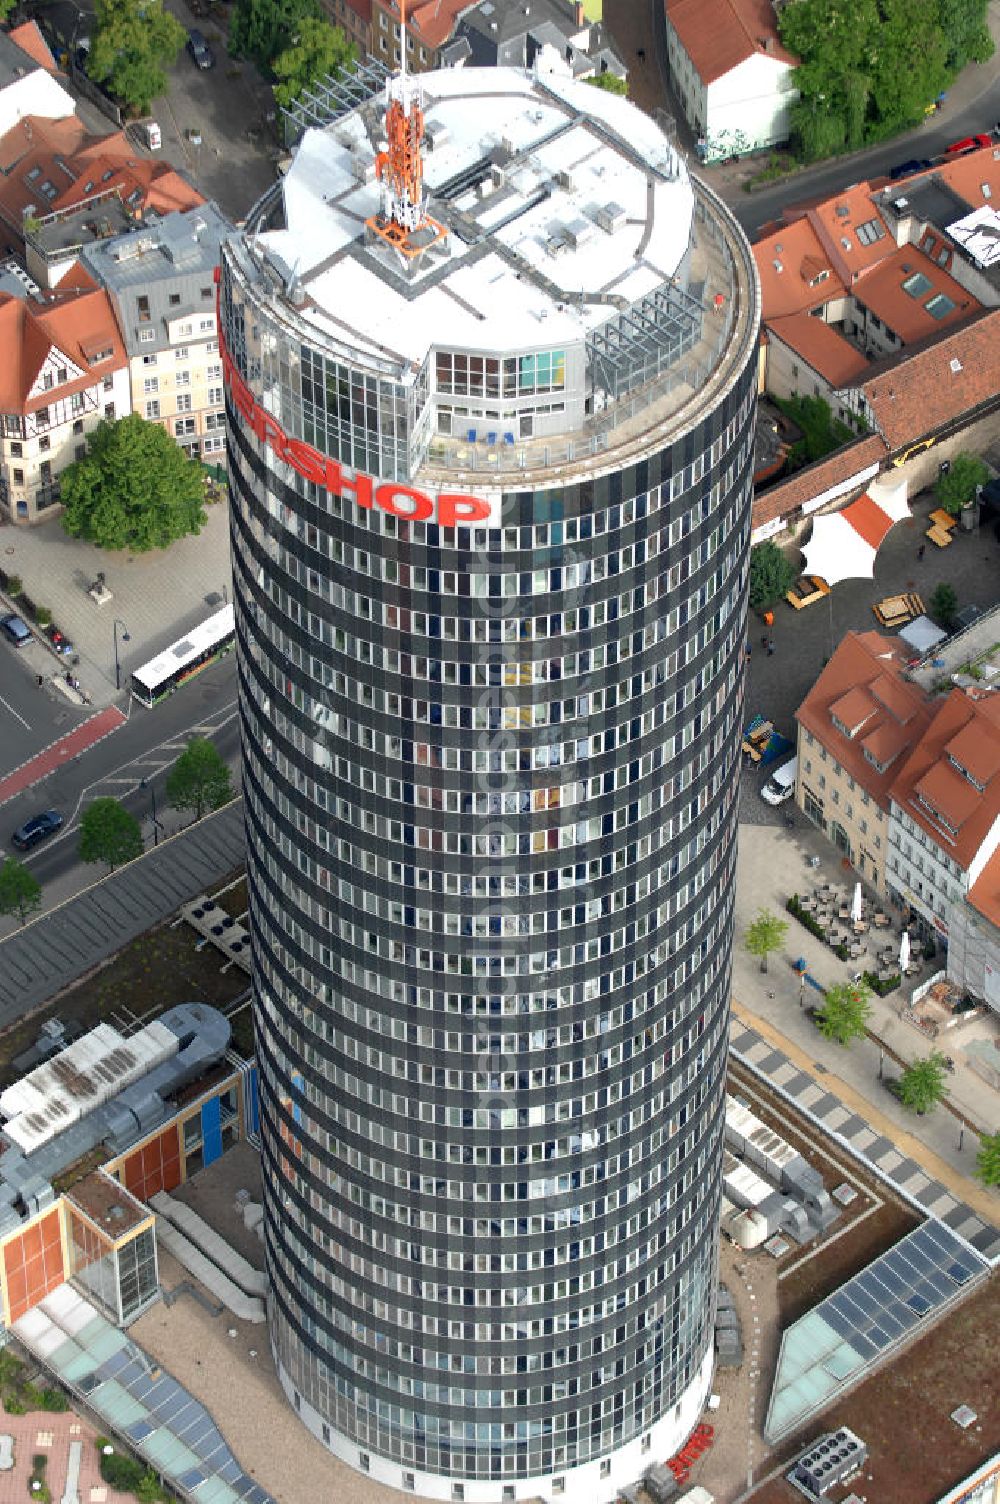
[
  {"left": 0, "top": 262, "right": 129, "bottom": 523},
  {"left": 795, "top": 632, "right": 934, "bottom": 894},
  {"left": 887, "top": 690, "right": 1000, "bottom": 939},
  {"left": 321, "top": 0, "right": 372, "bottom": 53},
  {"left": 81, "top": 205, "right": 231, "bottom": 463}
]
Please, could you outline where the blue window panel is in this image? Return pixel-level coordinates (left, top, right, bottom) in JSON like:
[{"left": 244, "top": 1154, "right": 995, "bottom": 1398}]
[
  {"left": 201, "top": 1094, "right": 223, "bottom": 1166},
  {"left": 245, "top": 1064, "right": 260, "bottom": 1136}
]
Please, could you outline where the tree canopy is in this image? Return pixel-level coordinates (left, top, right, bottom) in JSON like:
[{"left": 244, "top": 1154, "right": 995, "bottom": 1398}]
[
  {"left": 930, "top": 582, "right": 958, "bottom": 630},
  {"left": 88, "top": 0, "right": 186, "bottom": 114},
  {"left": 166, "top": 737, "right": 233, "bottom": 821},
  {"left": 61, "top": 415, "right": 207, "bottom": 553},
  {"left": 896, "top": 1052, "right": 948, "bottom": 1113},
  {"left": 816, "top": 980, "right": 872, "bottom": 1044},
  {"left": 273, "top": 16, "right": 355, "bottom": 107},
  {"left": 976, "top": 1131, "right": 1000, "bottom": 1187},
  {"left": 748, "top": 541, "right": 796, "bottom": 611},
  {"left": 744, "top": 910, "right": 788, "bottom": 973},
  {"left": 0, "top": 857, "right": 42, "bottom": 926},
  {"left": 936, "top": 453, "right": 989, "bottom": 515},
  {"left": 779, "top": 0, "right": 991, "bottom": 161},
  {"left": 78, "top": 798, "right": 144, "bottom": 871},
  {"left": 229, "top": 0, "right": 319, "bottom": 71}
]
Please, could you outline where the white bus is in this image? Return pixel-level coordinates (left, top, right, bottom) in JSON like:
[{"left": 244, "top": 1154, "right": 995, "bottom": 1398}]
[{"left": 129, "top": 604, "right": 236, "bottom": 707}]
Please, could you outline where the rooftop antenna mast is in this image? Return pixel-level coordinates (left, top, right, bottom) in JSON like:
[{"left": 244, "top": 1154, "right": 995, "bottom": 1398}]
[{"left": 366, "top": 0, "right": 447, "bottom": 261}]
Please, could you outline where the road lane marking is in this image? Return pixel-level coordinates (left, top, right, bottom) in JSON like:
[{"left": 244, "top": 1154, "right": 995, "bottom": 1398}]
[{"left": 0, "top": 692, "right": 30, "bottom": 732}]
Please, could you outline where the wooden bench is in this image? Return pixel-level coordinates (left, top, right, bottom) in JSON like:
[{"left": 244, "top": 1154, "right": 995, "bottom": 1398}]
[
  {"left": 786, "top": 575, "right": 830, "bottom": 610},
  {"left": 926, "top": 523, "right": 953, "bottom": 547},
  {"left": 928, "top": 508, "right": 958, "bottom": 531}
]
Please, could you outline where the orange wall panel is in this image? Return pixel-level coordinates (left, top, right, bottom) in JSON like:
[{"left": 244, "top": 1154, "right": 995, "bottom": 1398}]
[{"left": 3, "top": 1208, "right": 66, "bottom": 1324}]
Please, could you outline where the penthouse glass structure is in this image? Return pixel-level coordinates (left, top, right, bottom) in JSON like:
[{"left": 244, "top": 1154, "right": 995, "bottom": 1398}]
[{"left": 221, "top": 64, "right": 759, "bottom": 1504}]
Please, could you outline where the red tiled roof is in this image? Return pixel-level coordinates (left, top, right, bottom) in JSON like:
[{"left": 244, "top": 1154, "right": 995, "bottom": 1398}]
[
  {"left": 889, "top": 690, "right": 1000, "bottom": 868},
  {"left": 400, "top": 0, "right": 475, "bottom": 49},
  {"left": 796, "top": 630, "right": 933, "bottom": 811},
  {"left": 852, "top": 244, "right": 979, "bottom": 342},
  {"left": 666, "top": 0, "right": 796, "bottom": 83},
  {"left": 0, "top": 277, "right": 126, "bottom": 413},
  {"left": 859, "top": 309, "right": 1000, "bottom": 450},
  {"left": 968, "top": 847, "right": 1000, "bottom": 930},
  {"left": 754, "top": 219, "right": 845, "bottom": 320},
  {"left": 751, "top": 436, "right": 888, "bottom": 531},
  {"left": 7, "top": 20, "right": 57, "bottom": 72},
  {"left": 766, "top": 313, "right": 870, "bottom": 388},
  {"left": 934, "top": 143, "right": 1000, "bottom": 211},
  {"left": 808, "top": 186, "right": 895, "bottom": 286},
  {"left": 946, "top": 721, "right": 1000, "bottom": 787}
]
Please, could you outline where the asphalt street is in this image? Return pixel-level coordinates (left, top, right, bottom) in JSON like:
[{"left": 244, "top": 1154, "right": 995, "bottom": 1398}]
[
  {"left": 0, "top": 653, "right": 240, "bottom": 931},
  {"left": 0, "top": 636, "right": 94, "bottom": 769}
]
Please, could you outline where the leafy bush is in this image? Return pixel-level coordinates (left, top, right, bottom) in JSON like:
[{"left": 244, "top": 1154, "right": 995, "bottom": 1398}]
[
  {"left": 6, "top": 574, "right": 22, "bottom": 596},
  {"left": 4, "top": 1395, "right": 27, "bottom": 1415},
  {"left": 40, "top": 1388, "right": 67, "bottom": 1412},
  {"left": 786, "top": 894, "right": 827, "bottom": 942},
  {"left": 98, "top": 1447, "right": 146, "bottom": 1491},
  {"left": 863, "top": 968, "right": 900, "bottom": 997},
  {"left": 33, "top": 605, "right": 52, "bottom": 626}
]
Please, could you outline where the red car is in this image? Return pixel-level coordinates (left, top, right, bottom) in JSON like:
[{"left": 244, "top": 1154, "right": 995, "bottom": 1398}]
[{"left": 945, "top": 133, "right": 992, "bottom": 154}]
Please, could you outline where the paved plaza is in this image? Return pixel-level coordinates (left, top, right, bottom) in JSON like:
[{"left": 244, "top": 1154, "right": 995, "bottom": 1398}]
[{"left": 0, "top": 501, "right": 233, "bottom": 709}]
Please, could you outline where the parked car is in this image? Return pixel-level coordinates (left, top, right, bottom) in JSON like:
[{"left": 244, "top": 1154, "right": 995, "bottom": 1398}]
[
  {"left": 187, "top": 28, "right": 215, "bottom": 69},
  {"left": 944, "top": 133, "right": 991, "bottom": 155},
  {"left": 761, "top": 756, "right": 798, "bottom": 805},
  {"left": 0, "top": 613, "right": 32, "bottom": 647},
  {"left": 11, "top": 809, "right": 63, "bottom": 850},
  {"left": 889, "top": 158, "right": 932, "bottom": 181}
]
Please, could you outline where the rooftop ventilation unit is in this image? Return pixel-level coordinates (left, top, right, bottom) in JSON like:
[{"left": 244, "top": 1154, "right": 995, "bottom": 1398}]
[
  {"left": 595, "top": 200, "right": 625, "bottom": 233},
  {"left": 557, "top": 167, "right": 575, "bottom": 191},
  {"left": 563, "top": 214, "right": 594, "bottom": 247},
  {"left": 425, "top": 120, "right": 449, "bottom": 151}
]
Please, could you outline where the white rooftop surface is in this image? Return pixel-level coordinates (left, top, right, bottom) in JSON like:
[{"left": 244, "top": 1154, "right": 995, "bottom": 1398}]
[
  {"left": 726, "top": 1098, "right": 799, "bottom": 1170},
  {"left": 947, "top": 203, "right": 1000, "bottom": 267},
  {"left": 1, "top": 1020, "right": 178, "bottom": 1156},
  {"left": 263, "top": 67, "right": 693, "bottom": 370}
]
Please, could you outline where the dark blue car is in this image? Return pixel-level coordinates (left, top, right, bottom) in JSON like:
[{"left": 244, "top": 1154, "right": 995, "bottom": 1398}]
[
  {"left": 889, "top": 158, "right": 932, "bottom": 181},
  {"left": 12, "top": 809, "right": 63, "bottom": 850}
]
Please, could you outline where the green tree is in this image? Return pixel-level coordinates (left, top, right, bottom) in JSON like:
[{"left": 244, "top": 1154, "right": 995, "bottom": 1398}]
[
  {"left": 61, "top": 415, "right": 206, "bottom": 553},
  {"left": 816, "top": 979, "right": 872, "bottom": 1044},
  {"left": 586, "top": 72, "right": 628, "bottom": 95},
  {"left": 930, "top": 581, "right": 958, "bottom": 630},
  {"left": 0, "top": 0, "right": 17, "bottom": 20},
  {"left": 166, "top": 737, "right": 233, "bottom": 821},
  {"left": 936, "top": 452, "right": 989, "bottom": 515},
  {"left": 976, "top": 1130, "right": 1000, "bottom": 1187},
  {"left": 745, "top": 909, "right": 788, "bottom": 973},
  {"left": 0, "top": 857, "right": 42, "bottom": 925},
  {"left": 896, "top": 1051, "right": 948, "bottom": 1113},
  {"left": 273, "top": 16, "right": 355, "bottom": 107},
  {"left": 88, "top": 0, "right": 185, "bottom": 114},
  {"left": 938, "top": 0, "right": 993, "bottom": 70},
  {"left": 229, "top": 0, "right": 319, "bottom": 71},
  {"left": 748, "top": 541, "right": 796, "bottom": 611},
  {"left": 78, "top": 798, "right": 143, "bottom": 872}
]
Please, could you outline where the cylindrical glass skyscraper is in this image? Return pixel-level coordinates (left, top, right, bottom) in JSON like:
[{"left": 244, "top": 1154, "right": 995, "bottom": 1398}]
[{"left": 221, "top": 64, "right": 759, "bottom": 1504}]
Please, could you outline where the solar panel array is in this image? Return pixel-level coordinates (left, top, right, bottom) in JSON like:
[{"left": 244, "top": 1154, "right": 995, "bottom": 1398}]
[
  {"left": 16, "top": 1287, "right": 274, "bottom": 1504},
  {"left": 816, "top": 1219, "right": 982, "bottom": 1359},
  {"left": 766, "top": 1219, "right": 988, "bottom": 1442}
]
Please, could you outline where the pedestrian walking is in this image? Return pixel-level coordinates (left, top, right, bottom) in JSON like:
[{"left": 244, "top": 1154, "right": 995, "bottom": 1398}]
[
  {"left": 36, "top": 674, "right": 44, "bottom": 688},
  {"left": 917, "top": 543, "right": 926, "bottom": 560},
  {"left": 761, "top": 633, "right": 768, "bottom": 649},
  {"left": 767, "top": 637, "right": 775, "bottom": 656}
]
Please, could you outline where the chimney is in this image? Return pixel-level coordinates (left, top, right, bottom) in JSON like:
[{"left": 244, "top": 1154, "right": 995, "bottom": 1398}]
[
  {"left": 761, "top": 35, "right": 774, "bottom": 51},
  {"left": 575, "top": 1, "right": 584, "bottom": 24}
]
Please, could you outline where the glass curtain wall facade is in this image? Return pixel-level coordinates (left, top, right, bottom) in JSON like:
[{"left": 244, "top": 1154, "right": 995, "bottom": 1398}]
[{"left": 222, "top": 219, "right": 756, "bottom": 1504}]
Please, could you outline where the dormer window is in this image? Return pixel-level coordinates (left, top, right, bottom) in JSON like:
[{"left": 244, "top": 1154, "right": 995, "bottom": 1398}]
[{"left": 947, "top": 752, "right": 984, "bottom": 792}]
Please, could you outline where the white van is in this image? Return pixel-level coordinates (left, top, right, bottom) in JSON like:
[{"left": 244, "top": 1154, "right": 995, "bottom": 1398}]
[{"left": 761, "top": 755, "right": 797, "bottom": 805}]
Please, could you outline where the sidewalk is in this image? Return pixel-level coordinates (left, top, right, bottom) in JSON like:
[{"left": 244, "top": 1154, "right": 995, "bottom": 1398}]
[
  {"left": 734, "top": 822, "right": 1000, "bottom": 1191},
  {"left": 0, "top": 501, "right": 233, "bottom": 709}
]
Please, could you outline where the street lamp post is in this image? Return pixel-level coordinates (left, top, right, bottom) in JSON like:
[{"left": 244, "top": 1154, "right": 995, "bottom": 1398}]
[
  {"left": 113, "top": 617, "right": 130, "bottom": 692},
  {"left": 140, "top": 778, "right": 163, "bottom": 847}
]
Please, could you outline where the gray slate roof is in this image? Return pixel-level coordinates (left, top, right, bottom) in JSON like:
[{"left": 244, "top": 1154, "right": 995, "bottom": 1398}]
[{"left": 80, "top": 202, "right": 233, "bottom": 357}]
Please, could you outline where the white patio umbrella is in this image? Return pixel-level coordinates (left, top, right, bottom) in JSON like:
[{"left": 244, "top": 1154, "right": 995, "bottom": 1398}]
[
  {"left": 851, "top": 883, "right": 863, "bottom": 925},
  {"left": 899, "top": 931, "right": 911, "bottom": 973}
]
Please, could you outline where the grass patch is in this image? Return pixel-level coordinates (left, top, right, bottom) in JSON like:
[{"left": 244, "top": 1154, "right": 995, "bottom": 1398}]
[{"left": 775, "top": 394, "right": 854, "bottom": 470}]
